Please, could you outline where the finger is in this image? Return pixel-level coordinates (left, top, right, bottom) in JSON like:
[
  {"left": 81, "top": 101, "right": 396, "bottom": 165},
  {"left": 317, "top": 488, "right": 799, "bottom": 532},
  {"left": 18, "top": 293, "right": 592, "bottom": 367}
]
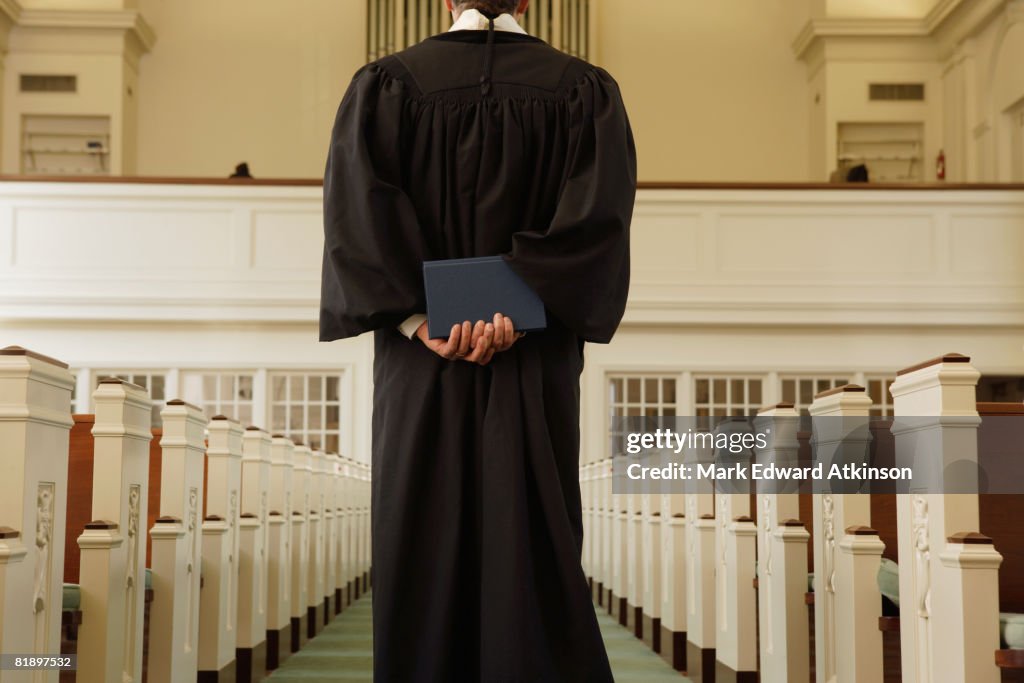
[
  {"left": 466, "top": 325, "right": 492, "bottom": 362},
  {"left": 492, "top": 313, "right": 505, "bottom": 350},
  {"left": 502, "top": 316, "right": 515, "bottom": 350},
  {"left": 457, "top": 321, "right": 474, "bottom": 357},
  {"left": 442, "top": 324, "right": 460, "bottom": 359},
  {"left": 469, "top": 319, "right": 485, "bottom": 349},
  {"left": 477, "top": 347, "right": 496, "bottom": 366}
]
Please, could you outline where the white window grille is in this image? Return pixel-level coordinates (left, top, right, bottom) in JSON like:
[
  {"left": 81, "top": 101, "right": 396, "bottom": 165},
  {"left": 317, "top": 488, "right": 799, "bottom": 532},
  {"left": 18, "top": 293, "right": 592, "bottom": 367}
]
[
  {"left": 180, "top": 371, "right": 256, "bottom": 425},
  {"left": 693, "top": 375, "right": 764, "bottom": 422},
  {"left": 269, "top": 372, "right": 343, "bottom": 453},
  {"left": 607, "top": 374, "right": 679, "bottom": 457},
  {"left": 780, "top": 375, "right": 853, "bottom": 415}
]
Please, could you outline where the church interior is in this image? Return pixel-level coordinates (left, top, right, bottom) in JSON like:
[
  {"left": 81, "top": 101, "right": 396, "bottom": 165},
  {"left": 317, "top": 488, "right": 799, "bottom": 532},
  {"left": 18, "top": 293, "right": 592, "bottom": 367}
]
[{"left": 1, "top": 0, "right": 1024, "bottom": 681}]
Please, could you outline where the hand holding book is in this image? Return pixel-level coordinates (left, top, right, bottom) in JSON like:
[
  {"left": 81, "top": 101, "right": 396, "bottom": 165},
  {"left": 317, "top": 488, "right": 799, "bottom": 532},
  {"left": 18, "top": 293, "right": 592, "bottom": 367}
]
[{"left": 416, "top": 313, "right": 524, "bottom": 366}]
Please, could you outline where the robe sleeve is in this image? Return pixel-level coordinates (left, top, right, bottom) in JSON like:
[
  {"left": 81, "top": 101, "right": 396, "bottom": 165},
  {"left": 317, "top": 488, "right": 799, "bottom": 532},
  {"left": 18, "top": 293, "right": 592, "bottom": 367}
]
[
  {"left": 504, "top": 66, "right": 637, "bottom": 344},
  {"left": 319, "top": 63, "right": 426, "bottom": 342}
]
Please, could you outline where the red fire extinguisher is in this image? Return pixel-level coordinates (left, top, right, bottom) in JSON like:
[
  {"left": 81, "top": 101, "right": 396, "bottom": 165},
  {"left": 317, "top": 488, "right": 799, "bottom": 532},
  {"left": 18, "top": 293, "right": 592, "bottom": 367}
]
[{"left": 936, "top": 149, "right": 946, "bottom": 181}]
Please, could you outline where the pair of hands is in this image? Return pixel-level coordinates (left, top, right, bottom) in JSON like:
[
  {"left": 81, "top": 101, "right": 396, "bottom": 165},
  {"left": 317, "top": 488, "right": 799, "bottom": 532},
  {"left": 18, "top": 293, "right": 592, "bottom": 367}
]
[{"left": 416, "top": 313, "right": 524, "bottom": 366}]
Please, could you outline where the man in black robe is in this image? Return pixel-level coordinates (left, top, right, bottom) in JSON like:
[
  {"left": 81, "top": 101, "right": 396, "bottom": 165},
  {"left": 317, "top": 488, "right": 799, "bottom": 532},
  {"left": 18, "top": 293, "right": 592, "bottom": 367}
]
[{"left": 320, "top": 0, "right": 636, "bottom": 679}]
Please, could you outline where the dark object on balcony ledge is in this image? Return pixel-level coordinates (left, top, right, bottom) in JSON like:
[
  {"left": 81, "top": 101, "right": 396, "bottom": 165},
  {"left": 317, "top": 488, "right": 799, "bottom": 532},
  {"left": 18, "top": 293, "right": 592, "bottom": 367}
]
[
  {"left": 846, "top": 164, "right": 869, "bottom": 182},
  {"left": 230, "top": 162, "right": 253, "bottom": 179}
]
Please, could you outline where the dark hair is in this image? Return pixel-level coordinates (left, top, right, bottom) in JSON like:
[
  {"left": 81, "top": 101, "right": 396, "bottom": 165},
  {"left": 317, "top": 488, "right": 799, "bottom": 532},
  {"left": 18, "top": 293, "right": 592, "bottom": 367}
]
[{"left": 455, "top": 0, "right": 519, "bottom": 18}]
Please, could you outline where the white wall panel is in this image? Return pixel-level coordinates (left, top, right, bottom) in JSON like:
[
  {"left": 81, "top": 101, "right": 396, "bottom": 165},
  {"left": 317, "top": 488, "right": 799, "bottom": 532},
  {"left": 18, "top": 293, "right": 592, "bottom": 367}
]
[
  {"left": 13, "top": 206, "right": 233, "bottom": 269},
  {"left": 251, "top": 210, "right": 323, "bottom": 271},
  {"left": 0, "top": 182, "right": 1021, "bottom": 328}
]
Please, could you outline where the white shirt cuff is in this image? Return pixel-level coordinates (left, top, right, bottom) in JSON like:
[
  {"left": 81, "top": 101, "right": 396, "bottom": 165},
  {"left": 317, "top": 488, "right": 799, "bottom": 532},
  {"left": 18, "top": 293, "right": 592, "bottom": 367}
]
[{"left": 398, "top": 314, "right": 427, "bottom": 339}]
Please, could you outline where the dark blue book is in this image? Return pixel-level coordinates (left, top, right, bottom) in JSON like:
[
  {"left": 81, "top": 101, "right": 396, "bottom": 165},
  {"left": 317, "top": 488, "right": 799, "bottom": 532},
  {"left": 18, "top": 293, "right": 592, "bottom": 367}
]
[{"left": 423, "top": 256, "right": 547, "bottom": 339}]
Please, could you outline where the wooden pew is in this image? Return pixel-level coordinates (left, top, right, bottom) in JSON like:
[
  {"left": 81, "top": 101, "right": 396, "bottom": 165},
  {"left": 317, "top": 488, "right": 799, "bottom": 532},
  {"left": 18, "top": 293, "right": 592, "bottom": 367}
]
[
  {"left": 149, "top": 400, "right": 207, "bottom": 683},
  {"left": 198, "top": 415, "right": 243, "bottom": 682},
  {"left": 754, "top": 404, "right": 811, "bottom": 683},
  {"left": 808, "top": 385, "right": 885, "bottom": 683},
  {"left": 0, "top": 346, "right": 75, "bottom": 682},
  {"left": 75, "top": 378, "right": 153, "bottom": 683},
  {"left": 266, "top": 435, "right": 295, "bottom": 669},
  {"left": 890, "top": 354, "right": 1002, "bottom": 683}
]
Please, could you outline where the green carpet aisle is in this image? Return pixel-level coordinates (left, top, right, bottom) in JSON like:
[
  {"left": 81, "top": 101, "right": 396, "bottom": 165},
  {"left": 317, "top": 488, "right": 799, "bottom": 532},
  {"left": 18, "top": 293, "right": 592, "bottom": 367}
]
[{"left": 268, "top": 592, "right": 689, "bottom": 681}]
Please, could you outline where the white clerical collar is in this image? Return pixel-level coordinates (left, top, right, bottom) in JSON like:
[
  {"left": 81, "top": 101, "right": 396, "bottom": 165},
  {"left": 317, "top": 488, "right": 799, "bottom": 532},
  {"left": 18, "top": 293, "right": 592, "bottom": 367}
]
[{"left": 448, "top": 8, "right": 527, "bottom": 34}]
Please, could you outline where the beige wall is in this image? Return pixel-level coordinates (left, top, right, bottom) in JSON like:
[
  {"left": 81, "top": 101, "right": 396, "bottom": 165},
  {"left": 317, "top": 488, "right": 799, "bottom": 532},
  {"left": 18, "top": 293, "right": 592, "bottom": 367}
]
[
  {"left": 592, "top": 0, "right": 811, "bottom": 182},
  {"left": 131, "top": 0, "right": 812, "bottom": 181},
  {"left": 135, "top": 0, "right": 366, "bottom": 179}
]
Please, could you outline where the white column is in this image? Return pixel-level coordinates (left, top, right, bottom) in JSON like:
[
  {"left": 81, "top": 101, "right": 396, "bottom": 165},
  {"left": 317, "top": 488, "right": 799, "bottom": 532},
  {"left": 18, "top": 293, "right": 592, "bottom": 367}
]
[
  {"left": 77, "top": 378, "right": 152, "bottom": 683},
  {"left": 290, "top": 444, "right": 311, "bottom": 639},
  {"left": 237, "top": 427, "right": 271, "bottom": 670},
  {"left": 149, "top": 399, "right": 207, "bottom": 683},
  {"left": 891, "top": 353, "right": 1002, "bottom": 683},
  {"left": 812, "top": 384, "right": 887, "bottom": 683},
  {"left": 714, "top": 419, "right": 757, "bottom": 678},
  {"left": 685, "top": 431, "right": 716, "bottom": 674},
  {"left": 0, "top": 347, "right": 74, "bottom": 683},
  {"left": 266, "top": 435, "right": 294, "bottom": 658},
  {"left": 198, "top": 415, "right": 243, "bottom": 678},
  {"left": 755, "top": 404, "right": 810, "bottom": 683}
]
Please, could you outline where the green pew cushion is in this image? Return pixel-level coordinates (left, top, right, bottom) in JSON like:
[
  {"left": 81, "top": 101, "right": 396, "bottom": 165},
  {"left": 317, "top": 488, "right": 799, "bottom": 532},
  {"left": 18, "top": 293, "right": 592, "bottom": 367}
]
[
  {"left": 878, "top": 558, "right": 899, "bottom": 607},
  {"left": 875, "top": 561, "right": 1024, "bottom": 651},
  {"left": 62, "top": 583, "right": 80, "bottom": 611},
  {"left": 1002, "top": 613, "right": 1024, "bottom": 649}
]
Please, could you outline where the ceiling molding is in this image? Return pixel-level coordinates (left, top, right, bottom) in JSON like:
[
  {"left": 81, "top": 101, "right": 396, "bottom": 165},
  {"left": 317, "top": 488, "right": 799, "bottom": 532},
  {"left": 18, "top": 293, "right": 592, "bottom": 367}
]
[
  {"left": 793, "top": 0, "right": 1008, "bottom": 60},
  {"left": 924, "top": 0, "right": 966, "bottom": 32},
  {"left": 793, "top": 17, "right": 930, "bottom": 60},
  {"left": 15, "top": 8, "right": 155, "bottom": 52},
  {"left": 0, "top": 0, "right": 21, "bottom": 27}
]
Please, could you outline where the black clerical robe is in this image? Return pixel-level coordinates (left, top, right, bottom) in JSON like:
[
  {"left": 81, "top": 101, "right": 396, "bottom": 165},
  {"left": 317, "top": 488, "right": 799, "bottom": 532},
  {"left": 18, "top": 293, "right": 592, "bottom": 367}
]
[{"left": 320, "top": 26, "right": 636, "bottom": 683}]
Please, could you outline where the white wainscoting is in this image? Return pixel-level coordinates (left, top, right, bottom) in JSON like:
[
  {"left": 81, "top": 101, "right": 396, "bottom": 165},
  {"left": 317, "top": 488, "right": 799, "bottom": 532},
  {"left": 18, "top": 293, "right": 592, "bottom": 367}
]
[{"left": 0, "top": 181, "right": 1022, "bottom": 327}]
